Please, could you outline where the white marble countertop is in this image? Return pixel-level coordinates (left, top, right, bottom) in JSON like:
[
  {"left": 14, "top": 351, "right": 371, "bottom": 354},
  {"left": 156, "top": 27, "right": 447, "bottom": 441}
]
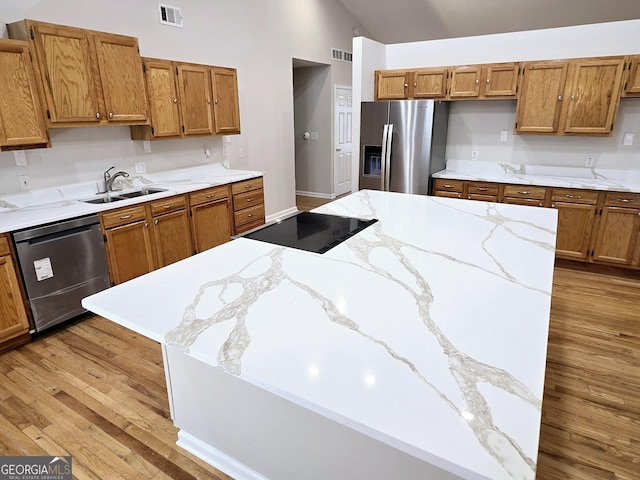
[
  {"left": 433, "top": 160, "right": 640, "bottom": 192},
  {"left": 0, "top": 163, "right": 263, "bottom": 233},
  {"left": 83, "top": 190, "right": 557, "bottom": 479}
]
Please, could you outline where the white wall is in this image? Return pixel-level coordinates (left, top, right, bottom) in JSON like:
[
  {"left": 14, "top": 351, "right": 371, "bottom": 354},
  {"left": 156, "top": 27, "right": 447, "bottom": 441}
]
[
  {"left": 0, "top": 0, "right": 368, "bottom": 216},
  {"left": 353, "top": 20, "right": 640, "bottom": 183}
]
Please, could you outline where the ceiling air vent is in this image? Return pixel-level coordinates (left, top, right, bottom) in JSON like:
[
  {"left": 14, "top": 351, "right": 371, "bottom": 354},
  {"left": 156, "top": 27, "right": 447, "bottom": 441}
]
[
  {"left": 159, "top": 4, "right": 183, "bottom": 28},
  {"left": 331, "top": 48, "right": 352, "bottom": 63}
]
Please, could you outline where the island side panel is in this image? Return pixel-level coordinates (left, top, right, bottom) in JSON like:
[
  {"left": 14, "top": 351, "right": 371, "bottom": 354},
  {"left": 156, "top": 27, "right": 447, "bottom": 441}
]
[{"left": 165, "top": 346, "right": 470, "bottom": 480}]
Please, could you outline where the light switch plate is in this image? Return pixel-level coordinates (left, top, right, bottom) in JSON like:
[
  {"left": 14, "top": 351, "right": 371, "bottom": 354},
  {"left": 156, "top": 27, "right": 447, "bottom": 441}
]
[
  {"left": 135, "top": 162, "right": 146, "bottom": 173},
  {"left": 500, "top": 130, "right": 508, "bottom": 142},
  {"left": 623, "top": 132, "right": 634, "bottom": 146},
  {"left": 14, "top": 150, "right": 27, "bottom": 166}
]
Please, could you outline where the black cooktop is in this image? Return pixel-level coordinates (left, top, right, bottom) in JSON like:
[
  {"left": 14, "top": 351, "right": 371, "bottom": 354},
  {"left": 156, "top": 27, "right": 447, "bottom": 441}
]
[{"left": 242, "top": 211, "right": 378, "bottom": 254}]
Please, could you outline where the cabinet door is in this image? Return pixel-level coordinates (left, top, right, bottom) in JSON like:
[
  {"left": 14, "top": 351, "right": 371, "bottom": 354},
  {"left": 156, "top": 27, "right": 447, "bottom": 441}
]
[
  {"left": 211, "top": 67, "right": 240, "bottom": 134},
  {"left": 152, "top": 209, "right": 193, "bottom": 268},
  {"left": 191, "top": 200, "right": 232, "bottom": 253},
  {"left": 177, "top": 64, "right": 214, "bottom": 135},
  {"left": 562, "top": 57, "right": 625, "bottom": 135},
  {"left": 29, "top": 21, "right": 101, "bottom": 124},
  {"left": 105, "top": 220, "right": 155, "bottom": 285},
  {"left": 515, "top": 61, "right": 568, "bottom": 134},
  {"left": 448, "top": 66, "right": 482, "bottom": 98},
  {"left": 0, "top": 40, "right": 49, "bottom": 149},
  {"left": 143, "top": 59, "right": 181, "bottom": 138},
  {"left": 0, "top": 255, "right": 30, "bottom": 343},
  {"left": 622, "top": 56, "right": 640, "bottom": 97},
  {"left": 592, "top": 207, "right": 640, "bottom": 265},
  {"left": 552, "top": 202, "right": 597, "bottom": 260},
  {"left": 93, "top": 33, "right": 148, "bottom": 123},
  {"left": 483, "top": 63, "right": 519, "bottom": 98},
  {"left": 375, "top": 70, "right": 409, "bottom": 100},
  {"left": 412, "top": 68, "right": 448, "bottom": 98}
]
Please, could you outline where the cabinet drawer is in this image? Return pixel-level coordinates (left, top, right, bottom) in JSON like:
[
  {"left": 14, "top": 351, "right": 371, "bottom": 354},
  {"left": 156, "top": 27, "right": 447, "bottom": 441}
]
[
  {"left": 234, "top": 204, "right": 265, "bottom": 228},
  {"left": 433, "top": 179, "right": 463, "bottom": 193},
  {"left": 189, "top": 185, "right": 230, "bottom": 206},
  {"left": 232, "top": 177, "right": 263, "bottom": 195},
  {"left": 233, "top": 189, "right": 264, "bottom": 212},
  {"left": 149, "top": 195, "right": 186, "bottom": 216},
  {"left": 503, "top": 185, "right": 546, "bottom": 200},
  {"left": 434, "top": 191, "right": 463, "bottom": 199},
  {"left": 604, "top": 192, "right": 640, "bottom": 208},
  {"left": 551, "top": 189, "right": 599, "bottom": 204},
  {"left": 101, "top": 205, "right": 147, "bottom": 229},
  {"left": 0, "top": 235, "right": 10, "bottom": 256},
  {"left": 467, "top": 182, "right": 499, "bottom": 195}
]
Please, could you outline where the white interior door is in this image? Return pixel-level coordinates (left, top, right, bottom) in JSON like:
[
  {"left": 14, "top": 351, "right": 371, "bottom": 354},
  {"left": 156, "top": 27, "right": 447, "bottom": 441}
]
[{"left": 334, "top": 86, "right": 352, "bottom": 196}]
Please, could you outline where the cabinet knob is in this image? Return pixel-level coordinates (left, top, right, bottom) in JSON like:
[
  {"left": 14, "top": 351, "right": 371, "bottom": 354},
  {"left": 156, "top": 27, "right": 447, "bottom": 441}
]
[
  {"left": 96, "top": 112, "right": 101, "bottom": 119},
  {"left": 413, "top": 82, "right": 417, "bottom": 87},
  {"left": 404, "top": 83, "right": 408, "bottom": 88},
  {"left": 538, "top": 202, "right": 543, "bottom": 207},
  {"left": 154, "top": 219, "right": 159, "bottom": 225},
  {"left": 557, "top": 95, "right": 562, "bottom": 101},
  {"left": 109, "top": 112, "right": 114, "bottom": 119},
  {"left": 173, "top": 98, "right": 178, "bottom": 103},
  {"left": 247, "top": 213, "right": 253, "bottom": 218},
  {"left": 215, "top": 99, "right": 219, "bottom": 104},
  {"left": 571, "top": 95, "right": 575, "bottom": 101},
  {"left": 207, "top": 98, "right": 211, "bottom": 104},
  {"left": 486, "top": 79, "right": 490, "bottom": 84},
  {"left": 551, "top": 203, "right": 556, "bottom": 208},
  {"left": 475, "top": 79, "right": 479, "bottom": 85},
  {"left": 144, "top": 222, "right": 149, "bottom": 228}
]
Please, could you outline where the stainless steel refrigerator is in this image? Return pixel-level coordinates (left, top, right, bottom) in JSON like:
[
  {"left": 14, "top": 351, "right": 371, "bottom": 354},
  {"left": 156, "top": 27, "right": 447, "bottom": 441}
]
[{"left": 359, "top": 100, "right": 449, "bottom": 195}]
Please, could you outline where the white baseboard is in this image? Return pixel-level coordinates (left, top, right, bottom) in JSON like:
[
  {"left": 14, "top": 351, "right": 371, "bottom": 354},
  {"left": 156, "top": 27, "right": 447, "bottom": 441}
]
[
  {"left": 266, "top": 206, "right": 298, "bottom": 223},
  {"left": 177, "top": 430, "right": 269, "bottom": 480},
  {"left": 295, "top": 190, "right": 335, "bottom": 200}
]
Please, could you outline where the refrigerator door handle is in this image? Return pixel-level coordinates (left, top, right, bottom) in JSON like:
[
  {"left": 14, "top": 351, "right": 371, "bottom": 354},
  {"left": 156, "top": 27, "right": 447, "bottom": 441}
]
[
  {"left": 384, "top": 124, "right": 394, "bottom": 191},
  {"left": 380, "top": 124, "right": 390, "bottom": 190}
]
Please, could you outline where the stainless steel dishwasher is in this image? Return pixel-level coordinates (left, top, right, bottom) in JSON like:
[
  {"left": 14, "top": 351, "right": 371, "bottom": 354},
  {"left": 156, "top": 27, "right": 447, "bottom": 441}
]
[{"left": 13, "top": 214, "right": 110, "bottom": 332}]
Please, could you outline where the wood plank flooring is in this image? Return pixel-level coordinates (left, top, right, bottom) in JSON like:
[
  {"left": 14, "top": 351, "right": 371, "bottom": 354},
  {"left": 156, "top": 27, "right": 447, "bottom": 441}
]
[{"left": 0, "top": 198, "right": 637, "bottom": 479}]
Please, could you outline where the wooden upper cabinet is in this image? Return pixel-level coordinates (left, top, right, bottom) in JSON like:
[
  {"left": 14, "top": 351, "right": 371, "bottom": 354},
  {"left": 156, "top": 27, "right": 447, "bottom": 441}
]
[
  {"left": 93, "top": 33, "right": 148, "bottom": 123},
  {"left": 211, "top": 67, "right": 241, "bottom": 134},
  {"left": 177, "top": 63, "right": 214, "bottom": 136},
  {"left": 622, "top": 56, "right": 640, "bottom": 97},
  {"left": 412, "top": 68, "right": 448, "bottom": 98},
  {"left": 136, "top": 58, "right": 182, "bottom": 139},
  {"left": 483, "top": 63, "right": 520, "bottom": 97},
  {"left": 516, "top": 61, "right": 568, "bottom": 134},
  {"left": 375, "top": 70, "right": 410, "bottom": 99},
  {"left": 448, "top": 65, "right": 482, "bottom": 98},
  {"left": 560, "top": 57, "right": 625, "bottom": 135},
  {"left": 0, "top": 39, "right": 49, "bottom": 150},
  {"left": 7, "top": 19, "right": 148, "bottom": 127}
]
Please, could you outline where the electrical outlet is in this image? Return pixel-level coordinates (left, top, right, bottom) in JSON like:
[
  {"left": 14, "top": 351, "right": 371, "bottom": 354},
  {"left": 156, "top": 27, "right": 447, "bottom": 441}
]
[
  {"left": 585, "top": 155, "right": 594, "bottom": 167},
  {"left": 471, "top": 150, "right": 478, "bottom": 161},
  {"left": 135, "top": 162, "right": 146, "bottom": 173},
  {"left": 499, "top": 130, "right": 508, "bottom": 142},
  {"left": 623, "top": 132, "right": 634, "bottom": 146},
  {"left": 14, "top": 151, "right": 27, "bottom": 166},
  {"left": 19, "top": 175, "right": 30, "bottom": 190},
  {"left": 238, "top": 148, "right": 244, "bottom": 158}
]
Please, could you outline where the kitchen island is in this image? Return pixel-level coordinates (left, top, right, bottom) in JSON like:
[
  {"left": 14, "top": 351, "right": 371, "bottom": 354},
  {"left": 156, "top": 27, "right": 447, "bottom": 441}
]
[{"left": 82, "top": 190, "right": 558, "bottom": 480}]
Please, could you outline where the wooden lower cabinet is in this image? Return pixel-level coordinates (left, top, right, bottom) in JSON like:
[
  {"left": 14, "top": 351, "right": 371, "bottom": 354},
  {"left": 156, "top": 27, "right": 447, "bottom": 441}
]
[
  {"left": 591, "top": 193, "right": 640, "bottom": 265},
  {"left": 232, "top": 177, "right": 265, "bottom": 234},
  {"left": 0, "top": 235, "right": 31, "bottom": 350},
  {"left": 190, "top": 185, "right": 232, "bottom": 253},
  {"left": 152, "top": 208, "right": 193, "bottom": 268},
  {"left": 552, "top": 202, "right": 597, "bottom": 260},
  {"left": 104, "top": 219, "right": 155, "bottom": 284}
]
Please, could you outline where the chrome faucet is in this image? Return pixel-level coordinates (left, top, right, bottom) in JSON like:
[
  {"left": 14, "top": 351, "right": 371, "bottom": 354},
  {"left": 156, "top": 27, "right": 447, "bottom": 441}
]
[{"left": 103, "top": 166, "right": 129, "bottom": 192}]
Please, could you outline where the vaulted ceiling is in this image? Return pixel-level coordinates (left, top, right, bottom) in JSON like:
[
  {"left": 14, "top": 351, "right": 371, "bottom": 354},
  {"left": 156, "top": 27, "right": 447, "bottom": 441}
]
[{"left": 337, "top": 0, "right": 640, "bottom": 44}]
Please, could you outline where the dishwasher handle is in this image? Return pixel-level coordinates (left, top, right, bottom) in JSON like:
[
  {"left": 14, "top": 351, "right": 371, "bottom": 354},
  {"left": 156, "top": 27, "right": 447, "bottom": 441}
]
[
  {"left": 13, "top": 215, "right": 100, "bottom": 243},
  {"left": 23, "top": 223, "right": 97, "bottom": 246}
]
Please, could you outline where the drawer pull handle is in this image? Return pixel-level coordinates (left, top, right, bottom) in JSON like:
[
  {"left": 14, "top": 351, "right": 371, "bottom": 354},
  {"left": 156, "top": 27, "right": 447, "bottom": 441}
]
[
  {"left": 119, "top": 215, "right": 133, "bottom": 220},
  {"left": 443, "top": 183, "right": 453, "bottom": 188},
  {"left": 476, "top": 187, "right": 489, "bottom": 191},
  {"left": 245, "top": 184, "right": 252, "bottom": 189},
  {"left": 565, "top": 194, "right": 581, "bottom": 199},
  {"left": 618, "top": 198, "right": 633, "bottom": 203},
  {"left": 518, "top": 191, "right": 530, "bottom": 195},
  {"left": 247, "top": 213, "right": 253, "bottom": 217},
  {"left": 163, "top": 204, "right": 175, "bottom": 209},
  {"left": 206, "top": 194, "right": 216, "bottom": 198},
  {"left": 246, "top": 198, "right": 253, "bottom": 202}
]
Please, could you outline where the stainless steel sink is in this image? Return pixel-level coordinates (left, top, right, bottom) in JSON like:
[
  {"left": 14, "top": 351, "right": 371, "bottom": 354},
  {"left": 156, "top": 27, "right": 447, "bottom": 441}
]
[
  {"left": 118, "top": 187, "right": 168, "bottom": 198},
  {"left": 80, "top": 188, "right": 168, "bottom": 204}
]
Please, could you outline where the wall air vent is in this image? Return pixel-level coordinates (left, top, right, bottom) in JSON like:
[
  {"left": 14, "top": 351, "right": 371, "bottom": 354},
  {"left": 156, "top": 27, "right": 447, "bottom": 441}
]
[
  {"left": 159, "top": 4, "right": 183, "bottom": 28},
  {"left": 331, "top": 48, "right": 352, "bottom": 63}
]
